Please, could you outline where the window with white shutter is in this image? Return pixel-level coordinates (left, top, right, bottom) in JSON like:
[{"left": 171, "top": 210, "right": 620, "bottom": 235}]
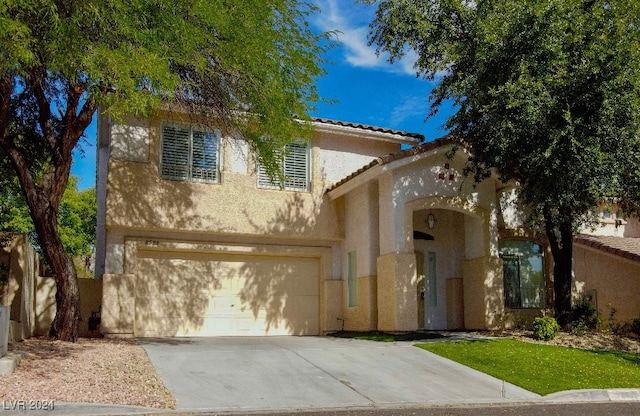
[
  {"left": 257, "top": 141, "right": 309, "bottom": 191},
  {"left": 161, "top": 123, "right": 220, "bottom": 183}
]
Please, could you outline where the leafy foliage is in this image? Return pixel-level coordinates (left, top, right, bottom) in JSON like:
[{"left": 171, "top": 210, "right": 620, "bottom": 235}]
[
  {"left": 366, "top": 0, "right": 640, "bottom": 320},
  {"left": 570, "top": 298, "right": 601, "bottom": 334},
  {"left": 532, "top": 316, "right": 561, "bottom": 341},
  {"left": 0, "top": 171, "right": 96, "bottom": 261},
  {"left": 632, "top": 318, "right": 640, "bottom": 337}
]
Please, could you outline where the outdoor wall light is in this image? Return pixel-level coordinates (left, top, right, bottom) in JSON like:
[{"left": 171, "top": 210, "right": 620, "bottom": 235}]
[{"left": 427, "top": 212, "right": 436, "bottom": 229}]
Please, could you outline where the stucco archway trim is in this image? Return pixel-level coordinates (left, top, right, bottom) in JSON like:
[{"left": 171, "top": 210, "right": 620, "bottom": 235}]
[{"left": 403, "top": 196, "right": 490, "bottom": 255}]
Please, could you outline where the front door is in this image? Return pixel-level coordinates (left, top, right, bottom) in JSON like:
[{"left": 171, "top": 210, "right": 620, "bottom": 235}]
[
  {"left": 417, "top": 251, "right": 439, "bottom": 329},
  {"left": 416, "top": 251, "right": 425, "bottom": 329}
]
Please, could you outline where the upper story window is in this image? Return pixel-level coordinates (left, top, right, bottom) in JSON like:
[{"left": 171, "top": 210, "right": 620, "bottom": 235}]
[
  {"left": 161, "top": 122, "right": 221, "bottom": 183},
  {"left": 499, "top": 240, "right": 546, "bottom": 309},
  {"left": 257, "top": 141, "right": 310, "bottom": 191}
]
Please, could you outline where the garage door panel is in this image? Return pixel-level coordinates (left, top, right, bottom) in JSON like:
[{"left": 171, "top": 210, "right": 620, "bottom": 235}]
[{"left": 135, "top": 251, "right": 320, "bottom": 337}]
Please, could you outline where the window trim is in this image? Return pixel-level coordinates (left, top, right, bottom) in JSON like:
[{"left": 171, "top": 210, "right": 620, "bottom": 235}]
[
  {"left": 499, "top": 239, "right": 547, "bottom": 309},
  {"left": 160, "top": 122, "right": 221, "bottom": 183},
  {"left": 347, "top": 251, "right": 357, "bottom": 307},
  {"left": 257, "top": 140, "right": 310, "bottom": 191}
]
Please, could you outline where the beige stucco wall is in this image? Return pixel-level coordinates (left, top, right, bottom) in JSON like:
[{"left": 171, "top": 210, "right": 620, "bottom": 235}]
[
  {"left": 101, "top": 273, "right": 136, "bottom": 336},
  {"left": 340, "top": 181, "right": 380, "bottom": 330},
  {"left": 34, "top": 276, "right": 55, "bottom": 336},
  {"left": 462, "top": 256, "right": 504, "bottom": 330},
  {"left": 33, "top": 276, "right": 103, "bottom": 338},
  {"left": 574, "top": 244, "right": 640, "bottom": 323},
  {"left": 344, "top": 182, "right": 379, "bottom": 277},
  {"left": 376, "top": 252, "right": 418, "bottom": 332},
  {"left": 376, "top": 150, "right": 498, "bottom": 256},
  {"left": 315, "top": 131, "right": 399, "bottom": 184},
  {"left": 342, "top": 276, "right": 378, "bottom": 331},
  {"left": 103, "top": 114, "right": 401, "bottom": 242},
  {"left": 323, "top": 280, "right": 343, "bottom": 334}
]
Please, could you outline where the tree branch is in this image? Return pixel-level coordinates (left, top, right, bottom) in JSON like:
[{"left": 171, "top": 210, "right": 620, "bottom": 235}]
[
  {"left": 61, "top": 79, "right": 82, "bottom": 152},
  {"left": 29, "top": 66, "right": 57, "bottom": 153},
  {"left": 0, "top": 74, "right": 12, "bottom": 142}
]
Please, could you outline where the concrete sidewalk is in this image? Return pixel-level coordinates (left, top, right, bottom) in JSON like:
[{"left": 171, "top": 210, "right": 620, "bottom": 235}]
[{"left": 138, "top": 336, "right": 536, "bottom": 412}]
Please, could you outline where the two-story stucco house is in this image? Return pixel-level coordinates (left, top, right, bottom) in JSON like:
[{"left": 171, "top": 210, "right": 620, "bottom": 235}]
[{"left": 96, "top": 111, "right": 556, "bottom": 337}]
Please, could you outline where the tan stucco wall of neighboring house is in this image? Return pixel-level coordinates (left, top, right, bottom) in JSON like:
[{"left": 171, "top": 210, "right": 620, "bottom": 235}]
[
  {"left": 1, "top": 234, "right": 102, "bottom": 339},
  {"left": 32, "top": 276, "right": 102, "bottom": 338},
  {"left": 624, "top": 217, "right": 640, "bottom": 237},
  {"left": 0, "top": 234, "right": 36, "bottom": 340},
  {"left": 574, "top": 243, "right": 640, "bottom": 324}
]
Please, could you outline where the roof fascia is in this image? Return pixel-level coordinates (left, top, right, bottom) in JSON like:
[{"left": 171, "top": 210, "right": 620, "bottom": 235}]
[
  {"left": 327, "top": 144, "right": 456, "bottom": 200},
  {"left": 312, "top": 121, "right": 422, "bottom": 146}
]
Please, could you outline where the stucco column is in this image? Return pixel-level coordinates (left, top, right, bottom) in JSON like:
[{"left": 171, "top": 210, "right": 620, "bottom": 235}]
[
  {"left": 462, "top": 256, "right": 503, "bottom": 330},
  {"left": 376, "top": 252, "right": 418, "bottom": 332},
  {"left": 101, "top": 274, "right": 135, "bottom": 337}
]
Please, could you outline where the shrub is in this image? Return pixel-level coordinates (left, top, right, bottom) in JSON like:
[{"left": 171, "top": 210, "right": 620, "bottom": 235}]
[
  {"left": 570, "top": 299, "right": 600, "bottom": 334},
  {"left": 632, "top": 318, "right": 640, "bottom": 337},
  {"left": 533, "top": 316, "right": 561, "bottom": 341}
]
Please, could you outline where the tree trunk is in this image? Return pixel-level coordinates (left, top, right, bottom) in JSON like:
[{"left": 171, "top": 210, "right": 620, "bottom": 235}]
[
  {"left": 2, "top": 139, "right": 82, "bottom": 341},
  {"left": 31, "top": 194, "right": 80, "bottom": 341},
  {"left": 0, "top": 69, "right": 96, "bottom": 342},
  {"left": 545, "top": 218, "right": 574, "bottom": 327}
]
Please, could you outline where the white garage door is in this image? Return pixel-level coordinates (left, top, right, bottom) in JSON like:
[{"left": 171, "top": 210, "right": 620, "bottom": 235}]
[{"left": 135, "top": 250, "right": 319, "bottom": 337}]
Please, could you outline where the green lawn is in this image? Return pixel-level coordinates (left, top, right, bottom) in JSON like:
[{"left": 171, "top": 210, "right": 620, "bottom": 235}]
[{"left": 417, "top": 338, "right": 640, "bottom": 395}]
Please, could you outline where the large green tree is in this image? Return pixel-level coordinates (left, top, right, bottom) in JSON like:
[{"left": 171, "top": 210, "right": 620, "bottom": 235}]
[
  {"left": 0, "top": 0, "right": 328, "bottom": 340},
  {"left": 366, "top": 0, "right": 640, "bottom": 323}
]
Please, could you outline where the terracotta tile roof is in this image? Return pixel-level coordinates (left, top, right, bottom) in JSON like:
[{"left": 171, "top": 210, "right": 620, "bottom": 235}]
[
  {"left": 313, "top": 117, "right": 425, "bottom": 141},
  {"left": 326, "top": 136, "right": 453, "bottom": 193},
  {"left": 574, "top": 234, "right": 640, "bottom": 263}
]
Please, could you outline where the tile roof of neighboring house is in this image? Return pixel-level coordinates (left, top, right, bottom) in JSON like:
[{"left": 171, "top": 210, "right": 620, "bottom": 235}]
[
  {"left": 326, "top": 136, "right": 453, "bottom": 193},
  {"left": 313, "top": 117, "right": 425, "bottom": 141},
  {"left": 574, "top": 234, "right": 640, "bottom": 263}
]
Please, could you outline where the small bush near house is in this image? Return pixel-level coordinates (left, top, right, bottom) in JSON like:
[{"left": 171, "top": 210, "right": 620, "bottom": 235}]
[
  {"left": 570, "top": 299, "right": 601, "bottom": 335},
  {"left": 533, "top": 316, "right": 560, "bottom": 341},
  {"left": 632, "top": 318, "right": 640, "bottom": 337}
]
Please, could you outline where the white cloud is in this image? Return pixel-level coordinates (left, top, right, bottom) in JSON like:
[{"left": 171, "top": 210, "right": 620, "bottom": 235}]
[
  {"left": 389, "top": 95, "right": 430, "bottom": 126},
  {"left": 313, "top": 0, "right": 418, "bottom": 75}
]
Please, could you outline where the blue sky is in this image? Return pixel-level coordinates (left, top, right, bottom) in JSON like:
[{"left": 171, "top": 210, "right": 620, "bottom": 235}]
[
  {"left": 71, "top": 1, "right": 452, "bottom": 190},
  {"left": 310, "top": 0, "right": 452, "bottom": 137}
]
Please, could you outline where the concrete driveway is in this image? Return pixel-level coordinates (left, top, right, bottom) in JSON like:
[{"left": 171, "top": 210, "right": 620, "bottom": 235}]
[{"left": 139, "top": 336, "right": 538, "bottom": 412}]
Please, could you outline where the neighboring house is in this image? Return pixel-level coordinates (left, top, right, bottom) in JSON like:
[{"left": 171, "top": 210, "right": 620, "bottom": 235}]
[
  {"left": 96, "top": 112, "right": 637, "bottom": 337},
  {"left": 573, "top": 234, "right": 640, "bottom": 323}
]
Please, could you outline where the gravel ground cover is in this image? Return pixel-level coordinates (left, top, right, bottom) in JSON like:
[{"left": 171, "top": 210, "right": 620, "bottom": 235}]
[
  {"left": 0, "top": 337, "right": 175, "bottom": 409},
  {"left": 507, "top": 331, "right": 640, "bottom": 353}
]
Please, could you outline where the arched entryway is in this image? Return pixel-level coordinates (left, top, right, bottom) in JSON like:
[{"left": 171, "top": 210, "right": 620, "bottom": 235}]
[
  {"left": 412, "top": 209, "right": 466, "bottom": 330},
  {"left": 406, "top": 197, "right": 494, "bottom": 331}
]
